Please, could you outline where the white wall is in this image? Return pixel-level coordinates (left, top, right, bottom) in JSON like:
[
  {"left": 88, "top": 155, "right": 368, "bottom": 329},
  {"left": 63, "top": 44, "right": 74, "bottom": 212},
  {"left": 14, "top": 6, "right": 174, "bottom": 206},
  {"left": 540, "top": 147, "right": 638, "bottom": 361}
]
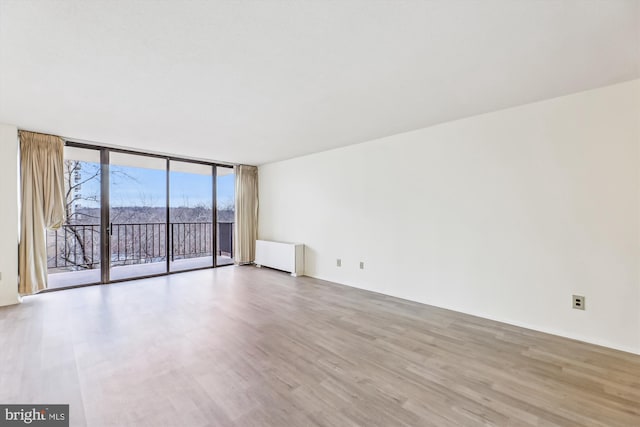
[
  {"left": 0, "top": 123, "right": 20, "bottom": 306},
  {"left": 259, "top": 79, "right": 640, "bottom": 354}
]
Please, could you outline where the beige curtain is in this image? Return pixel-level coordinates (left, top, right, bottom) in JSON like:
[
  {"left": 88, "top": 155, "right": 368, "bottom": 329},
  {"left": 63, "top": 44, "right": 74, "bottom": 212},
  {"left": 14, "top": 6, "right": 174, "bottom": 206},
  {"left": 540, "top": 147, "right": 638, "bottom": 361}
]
[
  {"left": 19, "top": 131, "right": 66, "bottom": 295},
  {"left": 234, "top": 165, "right": 258, "bottom": 264}
]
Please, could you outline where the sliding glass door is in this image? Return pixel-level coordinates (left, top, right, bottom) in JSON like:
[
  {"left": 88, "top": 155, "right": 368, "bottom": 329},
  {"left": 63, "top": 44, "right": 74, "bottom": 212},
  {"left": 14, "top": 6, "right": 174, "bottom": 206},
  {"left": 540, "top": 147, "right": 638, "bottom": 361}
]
[
  {"left": 47, "top": 143, "right": 233, "bottom": 289},
  {"left": 109, "top": 152, "right": 168, "bottom": 281},
  {"left": 169, "top": 161, "right": 214, "bottom": 272}
]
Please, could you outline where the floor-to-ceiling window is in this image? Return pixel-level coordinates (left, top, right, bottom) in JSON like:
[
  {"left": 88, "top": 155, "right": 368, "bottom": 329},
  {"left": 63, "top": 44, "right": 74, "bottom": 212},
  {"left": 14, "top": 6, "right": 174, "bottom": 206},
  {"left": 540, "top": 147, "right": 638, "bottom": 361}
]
[
  {"left": 45, "top": 143, "right": 234, "bottom": 290},
  {"left": 216, "top": 166, "right": 235, "bottom": 266},
  {"left": 109, "top": 152, "right": 168, "bottom": 281},
  {"left": 169, "top": 161, "right": 214, "bottom": 272},
  {"left": 47, "top": 146, "right": 102, "bottom": 288}
]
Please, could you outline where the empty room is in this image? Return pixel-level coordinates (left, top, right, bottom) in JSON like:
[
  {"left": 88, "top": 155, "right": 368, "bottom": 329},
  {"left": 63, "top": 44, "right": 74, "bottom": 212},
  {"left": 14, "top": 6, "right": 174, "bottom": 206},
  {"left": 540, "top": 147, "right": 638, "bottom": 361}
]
[{"left": 0, "top": 1, "right": 639, "bottom": 426}]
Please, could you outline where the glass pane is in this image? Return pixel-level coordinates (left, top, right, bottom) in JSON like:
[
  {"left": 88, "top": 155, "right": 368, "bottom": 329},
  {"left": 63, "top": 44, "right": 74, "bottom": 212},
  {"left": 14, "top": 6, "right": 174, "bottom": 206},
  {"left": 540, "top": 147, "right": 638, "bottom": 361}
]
[
  {"left": 169, "top": 161, "right": 213, "bottom": 272},
  {"left": 216, "top": 166, "right": 235, "bottom": 266},
  {"left": 47, "top": 146, "right": 101, "bottom": 288},
  {"left": 109, "top": 152, "right": 167, "bottom": 280}
]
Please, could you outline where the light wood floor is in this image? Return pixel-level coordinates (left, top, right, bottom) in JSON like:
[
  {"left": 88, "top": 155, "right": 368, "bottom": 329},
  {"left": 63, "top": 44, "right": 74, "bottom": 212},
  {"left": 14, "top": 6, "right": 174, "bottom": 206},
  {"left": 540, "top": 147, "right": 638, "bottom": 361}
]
[{"left": 0, "top": 267, "right": 638, "bottom": 426}]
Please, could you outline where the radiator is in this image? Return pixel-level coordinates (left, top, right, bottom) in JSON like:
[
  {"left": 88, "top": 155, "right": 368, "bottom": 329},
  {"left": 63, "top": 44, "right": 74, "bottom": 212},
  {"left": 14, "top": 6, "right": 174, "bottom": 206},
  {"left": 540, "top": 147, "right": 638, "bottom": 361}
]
[{"left": 255, "top": 240, "right": 304, "bottom": 277}]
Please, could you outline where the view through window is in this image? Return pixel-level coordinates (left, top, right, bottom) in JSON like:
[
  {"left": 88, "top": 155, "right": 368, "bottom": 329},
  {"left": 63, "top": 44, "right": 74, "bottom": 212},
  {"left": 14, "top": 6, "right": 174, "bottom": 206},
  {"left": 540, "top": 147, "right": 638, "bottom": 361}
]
[{"left": 46, "top": 145, "right": 235, "bottom": 289}]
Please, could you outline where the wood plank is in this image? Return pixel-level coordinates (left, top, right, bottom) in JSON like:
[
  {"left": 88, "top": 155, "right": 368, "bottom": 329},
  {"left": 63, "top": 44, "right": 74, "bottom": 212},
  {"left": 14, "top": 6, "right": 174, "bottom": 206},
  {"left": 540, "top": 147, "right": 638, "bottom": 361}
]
[{"left": 0, "top": 266, "right": 638, "bottom": 426}]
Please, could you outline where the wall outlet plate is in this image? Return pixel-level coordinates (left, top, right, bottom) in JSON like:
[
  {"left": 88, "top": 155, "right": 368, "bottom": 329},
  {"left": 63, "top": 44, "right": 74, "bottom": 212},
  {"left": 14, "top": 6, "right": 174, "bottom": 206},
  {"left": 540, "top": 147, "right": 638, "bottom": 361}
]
[{"left": 572, "top": 295, "right": 585, "bottom": 310}]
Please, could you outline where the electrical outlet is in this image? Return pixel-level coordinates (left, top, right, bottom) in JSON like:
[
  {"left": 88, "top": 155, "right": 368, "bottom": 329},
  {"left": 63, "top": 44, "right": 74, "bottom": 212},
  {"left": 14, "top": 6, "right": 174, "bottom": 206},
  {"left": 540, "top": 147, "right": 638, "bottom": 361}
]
[
  {"left": 572, "top": 295, "right": 585, "bottom": 310},
  {"left": 359, "top": 262, "right": 364, "bottom": 270},
  {"left": 336, "top": 259, "right": 341, "bottom": 267}
]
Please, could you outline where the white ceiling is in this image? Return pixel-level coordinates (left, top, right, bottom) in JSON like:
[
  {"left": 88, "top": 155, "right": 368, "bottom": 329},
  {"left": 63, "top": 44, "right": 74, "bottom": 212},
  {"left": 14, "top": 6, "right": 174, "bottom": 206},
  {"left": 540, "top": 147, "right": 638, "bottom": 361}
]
[{"left": 1, "top": 1, "right": 638, "bottom": 165}]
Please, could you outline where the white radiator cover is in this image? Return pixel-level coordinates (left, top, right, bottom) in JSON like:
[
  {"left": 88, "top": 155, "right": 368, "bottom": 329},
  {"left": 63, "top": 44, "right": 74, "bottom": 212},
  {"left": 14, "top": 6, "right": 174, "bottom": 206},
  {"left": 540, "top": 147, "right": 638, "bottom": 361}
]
[{"left": 255, "top": 240, "right": 304, "bottom": 277}]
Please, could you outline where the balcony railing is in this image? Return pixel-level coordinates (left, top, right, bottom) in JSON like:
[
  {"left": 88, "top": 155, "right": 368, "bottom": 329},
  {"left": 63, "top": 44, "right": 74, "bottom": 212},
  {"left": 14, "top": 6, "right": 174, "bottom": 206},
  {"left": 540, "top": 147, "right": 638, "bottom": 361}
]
[{"left": 47, "top": 222, "right": 234, "bottom": 270}]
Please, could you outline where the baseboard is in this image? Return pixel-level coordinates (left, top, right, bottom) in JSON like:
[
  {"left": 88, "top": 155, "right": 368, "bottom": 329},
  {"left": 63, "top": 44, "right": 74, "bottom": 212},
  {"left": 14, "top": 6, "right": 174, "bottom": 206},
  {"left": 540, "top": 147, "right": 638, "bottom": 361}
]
[
  {"left": 305, "top": 273, "right": 640, "bottom": 356},
  {"left": 0, "top": 294, "right": 20, "bottom": 307}
]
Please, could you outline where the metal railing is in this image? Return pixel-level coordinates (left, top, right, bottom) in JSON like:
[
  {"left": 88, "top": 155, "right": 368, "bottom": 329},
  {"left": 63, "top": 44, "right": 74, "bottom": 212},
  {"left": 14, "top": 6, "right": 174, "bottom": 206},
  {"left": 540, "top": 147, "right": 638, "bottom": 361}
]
[
  {"left": 47, "top": 224, "right": 101, "bottom": 269},
  {"left": 111, "top": 223, "right": 167, "bottom": 266},
  {"left": 47, "top": 222, "right": 234, "bottom": 270}
]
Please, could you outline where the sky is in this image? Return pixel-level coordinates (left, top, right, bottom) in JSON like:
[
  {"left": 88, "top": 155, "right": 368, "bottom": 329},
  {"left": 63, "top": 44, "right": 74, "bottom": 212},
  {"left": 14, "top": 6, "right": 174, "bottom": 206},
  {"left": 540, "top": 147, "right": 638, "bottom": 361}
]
[{"left": 77, "top": 162, "right": 235, "bottom": 209}]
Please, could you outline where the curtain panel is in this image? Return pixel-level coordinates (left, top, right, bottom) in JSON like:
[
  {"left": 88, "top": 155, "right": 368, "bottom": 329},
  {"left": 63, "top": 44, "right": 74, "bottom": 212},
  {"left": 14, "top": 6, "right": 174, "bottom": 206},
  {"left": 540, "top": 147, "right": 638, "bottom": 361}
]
[
  {"left": 234, "top": 165, "right": 258, "bottom": 264},
  {"left": 18, "top": 131, "right": 66, "bottom": 295}
]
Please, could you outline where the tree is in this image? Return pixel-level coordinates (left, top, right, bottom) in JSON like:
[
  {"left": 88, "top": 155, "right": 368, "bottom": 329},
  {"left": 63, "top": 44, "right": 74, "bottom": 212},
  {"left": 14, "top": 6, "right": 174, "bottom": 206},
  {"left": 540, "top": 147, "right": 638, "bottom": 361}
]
[
  {"left": 47, "top": 160, "right": 101, "bottom": 271},
  {"left": 47, "top": 161, "right": 237, "bottom": 271},
  {"left": 48, "top": 160, "right": 136, "bottom": 270}
]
